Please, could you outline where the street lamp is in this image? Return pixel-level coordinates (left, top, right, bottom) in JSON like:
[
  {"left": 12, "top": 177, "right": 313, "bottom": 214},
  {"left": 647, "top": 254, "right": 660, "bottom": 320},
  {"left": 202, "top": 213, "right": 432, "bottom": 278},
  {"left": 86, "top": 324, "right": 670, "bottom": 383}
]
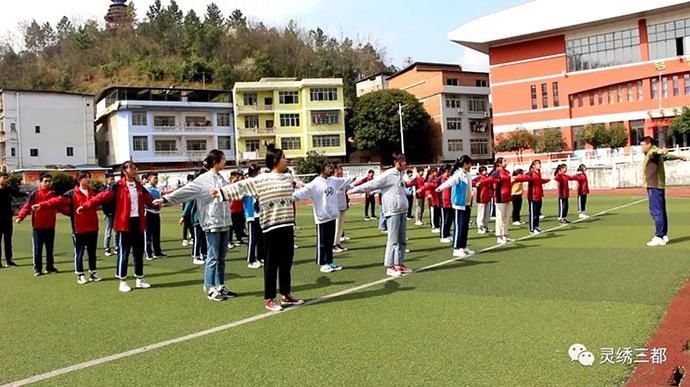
[{"left": 398, "top": 103, "right": 409, "bottom": 154}]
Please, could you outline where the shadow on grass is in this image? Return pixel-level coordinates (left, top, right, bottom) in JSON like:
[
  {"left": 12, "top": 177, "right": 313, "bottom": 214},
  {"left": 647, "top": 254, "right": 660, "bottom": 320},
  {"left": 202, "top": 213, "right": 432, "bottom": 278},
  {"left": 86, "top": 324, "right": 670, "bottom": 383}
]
[
  {"left": 242, "top": 275, "right": 356, "bottom": 297},
  {"left": 670, "top": 235, "right": 690, "bottom": 244},
  {"left": 314, "top": 280, "right": 415, "bottom": 306}
]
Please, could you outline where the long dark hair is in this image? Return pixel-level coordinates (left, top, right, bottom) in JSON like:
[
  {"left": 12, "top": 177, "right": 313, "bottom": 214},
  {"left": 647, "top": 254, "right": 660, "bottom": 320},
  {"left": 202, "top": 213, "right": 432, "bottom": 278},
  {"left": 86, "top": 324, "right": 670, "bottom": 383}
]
[
  {"left": 554, "top": 163, "right": 566, "bottom": 177},
  {"left": 577, "top": 164, "right": 587, "bottom": 173},
  {"left": 203, "top": 149, "right": 225, "bottom": 170},
  {"left": 247, "top": 163, "right": 260, "bottom": 178},
  {"left": 492, "top": 157, "right": 504, "bottom": 173},
  {"left": 529, "top": 160, "right": 541, "bottom": 171},
  {"left": 452, "top": 155, "right": 473, "bottom": 174},
  {"left": 266, "top": 144, "right": 285, "bottom": 171}
]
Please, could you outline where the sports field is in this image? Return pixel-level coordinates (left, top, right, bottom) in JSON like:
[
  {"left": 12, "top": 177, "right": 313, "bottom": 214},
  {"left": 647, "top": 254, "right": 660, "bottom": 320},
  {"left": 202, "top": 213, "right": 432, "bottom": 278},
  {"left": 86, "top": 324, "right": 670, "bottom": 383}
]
[{"left": 1, "top": 194, "right": 689, "bottom": 386}]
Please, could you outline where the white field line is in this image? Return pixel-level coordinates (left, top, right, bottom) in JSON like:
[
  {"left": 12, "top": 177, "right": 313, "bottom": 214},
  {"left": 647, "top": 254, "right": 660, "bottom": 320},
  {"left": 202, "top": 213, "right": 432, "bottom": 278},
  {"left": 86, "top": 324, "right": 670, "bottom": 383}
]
[{"left": 2, "top": 198, "right": 647, "bottom": 387}]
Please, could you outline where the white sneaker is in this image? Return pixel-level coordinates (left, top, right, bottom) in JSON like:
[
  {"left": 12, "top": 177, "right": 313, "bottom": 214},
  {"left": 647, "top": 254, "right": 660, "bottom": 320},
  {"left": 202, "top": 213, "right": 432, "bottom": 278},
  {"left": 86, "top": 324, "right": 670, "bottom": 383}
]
[
  {"left": 414, "top": 221, "right": 423, "bottom": 226},
  {"left": 294, "top": 244, "right": 299, "bottom": 249},
  {"left": 531, "top": 230, "right": 541, "bottom": 235},
  {"left": 453, "top": 249, "right": 467, "bottom": 259},
  {"left": 182, "top": 240, "right": 189, "bottom": 247},
  {"left": 319, "top": 264, "right": 335, "bottom": 273},
  {"left": 440, "top": 238, "right": 452, "bottom": 244},
  {"left": 504, "top": 237, "right": 514, "bottom": 242},
  {"left": 512, "top": 221, "right": 522, "bottom": 226},
  {"left": 118, "top": 281, "right": 131, "bottom": 293},
  {"left": 77, "top": 275, "right": 87, "bottom": 285},
  {"left": 539, "top": 215, "right": 545, "bottom": 219},
  {"left": 192, "top": 258, "right": 205, "bottom": 265},
  {"left": 227, "top": 243, "right": 235, "bottom": 249},
  {"left": 464, "top": 249, "right": 476, "bottom": 255},
  {"left": 89, "top": 272, "right": 102, "bottom": 282},
  {"left": 431, "top": 228, "right": 440, "bottom": 234},
  {"left": 340, "top": 236, "right": 351, "bottom": 242},
  {"left": 247, "top": 261, "right": 262, "bottom": 269},
  {"left": 663, "top": 235, "right": 670, "bottom": 243},
  {"left": 405, "top": 249, "right": 411, "bottom": 253},
  {"left": 646, "top": 237, "right": 667, "bottom": 247},
  {"left": 386, "top": 267, "right": 402, "bottom": 277},
  {"left": 135, "top": 279, "right": 151, "bottom": 289},
  {"left": 496, "top": 238, "right": 507, "bottom": 245},
  {"left": 333, "top": 246, "right": 347, "bottom": 253},
  {"left": 477, "top": 229, "right": 486, "bottom": 235}
]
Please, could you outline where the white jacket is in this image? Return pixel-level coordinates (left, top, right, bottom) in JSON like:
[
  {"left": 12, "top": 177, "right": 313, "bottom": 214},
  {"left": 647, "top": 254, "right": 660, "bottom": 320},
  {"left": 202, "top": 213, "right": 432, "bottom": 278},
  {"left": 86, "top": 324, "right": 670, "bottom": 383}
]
[
  {"left": 293, "top": 176, "right": 355, "bottom": 224},
  {"left": 350, "top": 168, "right": 408, "bottom": 217},
  {"left": 163, "top": 171, "right": 232, "bottom": 232}
]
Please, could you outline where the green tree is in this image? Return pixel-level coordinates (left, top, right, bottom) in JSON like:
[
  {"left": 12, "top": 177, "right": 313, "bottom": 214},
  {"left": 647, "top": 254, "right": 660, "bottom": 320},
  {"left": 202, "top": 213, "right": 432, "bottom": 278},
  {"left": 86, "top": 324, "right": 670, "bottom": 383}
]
[
  {"left": 534, "top": 128, "right": 565, "bottom": 153},
  {"left": 607, "top": 123, "right": 629, "bottom": 149},
  {"left": 205, "top": 3, "right": 224, "bottom": 28},
  {"left": 51, "top": 173, "right": 76, "bottom": 195},
  {"left": 294, "top": 151, "right": 328, "bottom": 183},
  {"left": 352, "top": 89, "right": 430, "bottom": 163},
  {"left": 228, "top": 9, "right": 247, "bottom": 29},
  {"left": 577, "top": 123, "right": 609, "bottom": 148},
  {"left": 670, "top": 106, "right": 690, "bottom": 136},
  {"left": 495, "top": 129, "right": 536, "bottom": 159}
]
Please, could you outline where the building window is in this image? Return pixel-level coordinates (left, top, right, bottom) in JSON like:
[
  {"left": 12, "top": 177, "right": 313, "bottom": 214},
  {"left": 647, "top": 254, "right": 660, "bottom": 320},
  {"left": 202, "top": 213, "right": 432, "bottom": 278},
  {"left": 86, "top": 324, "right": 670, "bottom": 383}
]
[
  {"left": 10, "top": 148, "right": 15, "bottom": 157},
  {"left": 530, "top": 85, "right": 537, "bottom": 110},
  {"left": 133, "top": 136, "right": 149, "bottom": 151},
  {"left": 447, "top": 139, "right": 463, "bottom": 152},
  {"left": 470, "top": 119, "right": 489, "bottom": 133},
  {"left": 552, "top": 82, "right": 560, "bottom": 107},
  {"left": 153, "top": 116, "right": 176, "bottom": 127},
  {"left": 446, "top": 96, "right": 462, "bottom": 109},
  {"left": 468, "top": 97, "right": 487, "bottom": 113},
  {"left": 278, "top": 91, "right": 299, "bottom": 104},
  {"left": 245, "top": 139, "right": 260, "bottom": 152},
  {"left": 685, "top": 74, "right": 690, "bottom": 95},
  {"left": 470, "top": 139, "right": 489, "bottom": 155},
  {"left": 66, "top": 147, "right": 74, "bottom": 157},
  {"left": 132, "top": 112, "right": 147, "bottom": 126},
  {"left": 630, "top": 120, "right": 645, "bottom": 145},
  {"left": 311, "top": 111, "right": 339, "bottom": 125},
  {"left": 105, "top": 141, "right": 110, "bottom": 156},
  {"left": 475, "top": 79, "right": 488, "bottom": 87},
  {"left": 566, "top": 27, "right": 640, "bottom": 72},
  {"left": 266, "top": 120, "right": 274, "bottom": 128},
  {"left": 244, "top": 116, "right": 259, "bottom": 129},
  {"left": 279, "top": 114, "right": 300, "bottom": 127},
  {"left": 589, "top": 91, "right": 595, "bottom": 106},
  {"left": 154, "top": 140, "right": 177, "bottom": 152},
  {"left": 446, "top": 78, "right": 459, "bottom": 86},
  {"left": 651, "top": 78, "right": 658, "bottom": 99},
  {"left": 577, "top": 94, "right": 583, "bottom": 107},
  {"left": 572, "top": 126, "right": 585, "bottom": 150},
  {"left": 312, "top": 135, "right": 340, "bottom": 148},
  {"left": 627, "top": 82, "right": 634, "bottom": 102},
  {"left": 648, "top": 19, "right": 690, "bottom": 60},
  {"left": 30, "top": 149, "right": 39, "bottom": 157},
  {"left": 218, "top": 136, "right": 232, "bottom": 150},
  {"left": 638, "top": 80, "right": 644, "bottom": 100},
  {"left": 608, "top": 87, "right": 614, "bottom": 104},
  {"left": 185, "top": 116, "right": 210, "bottom": 127},
  {"left": 187, "top": 140, "right": 207, "bottom": 151},
  {"left": 617, "top": 85, "right": 623, "bottom": 103},
  {"left": 597, "top": 90, "right": 603, "bottom": 105},
  {"left": 281, "top": 137, "right": 301, "bottom": 150},
  {"left": 541, "top": 83, "right": 548, "bottom": 108},
  {"left": 35, "top": 126, "right": 40, "bottom": 134},
  {"left": 310, "top": 88, "right": 338, "bottom": 101},
  {"left": 662, "top": 76, "right": 669, "bottom": 98},
  {"left": 446, "top": 118, "right": 462, "bottom": 130},
  {"left": 243, "top": 93, "right": 257, "bottom": 106},
  {"left": 217, "top": 113, "right": 230, "bottom": 127},
  {"left": 673, "top": 75, "right": 680, "bottom": 96},
  {"left": 10, "top": 123, "right": 15, "bottom": 132}
]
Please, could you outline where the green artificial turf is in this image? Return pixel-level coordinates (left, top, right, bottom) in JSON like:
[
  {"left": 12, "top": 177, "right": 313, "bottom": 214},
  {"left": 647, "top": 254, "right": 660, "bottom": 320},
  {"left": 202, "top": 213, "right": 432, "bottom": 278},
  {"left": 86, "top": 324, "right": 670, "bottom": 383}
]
[{"left": 1, "top": 195, "right": 689, "bottom": 386}]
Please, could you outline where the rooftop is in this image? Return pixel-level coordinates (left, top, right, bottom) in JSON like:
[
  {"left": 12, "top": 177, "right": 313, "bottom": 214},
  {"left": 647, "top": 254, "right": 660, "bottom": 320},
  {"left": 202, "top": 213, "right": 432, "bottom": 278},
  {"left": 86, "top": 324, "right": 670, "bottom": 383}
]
[
  {"left": 448, "top": 0, "right": 690, "bottom": 53},
  {"left": 387, "top": 62, "right": 488, "bottom": 81},
  {"left": 0, "top": 89, "right": 93, "bottom": 98},
  {"left": 234, "top": 78, "right": 343, "bottom": 90},
  {"left": 96, "top": 86, "right": 232, "bottom": 103}
]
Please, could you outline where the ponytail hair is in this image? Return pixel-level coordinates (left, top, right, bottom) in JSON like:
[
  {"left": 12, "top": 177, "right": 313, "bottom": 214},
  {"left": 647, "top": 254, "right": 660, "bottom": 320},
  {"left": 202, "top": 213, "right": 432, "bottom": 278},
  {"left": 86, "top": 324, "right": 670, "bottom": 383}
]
[
  {"left": 452, "top": 155, "right": 473, "bottom": 174},
  {"left": 577, "top": 164, "right": 587, "bottom": 173},
  {"left": 492, "top": 157, "right": 504, "bottom": 173},
  {"left": 203, "top": 149, "right": 225, "bottom": 170},
  {"left": 529, "top": 159, "right": 541, "bottom": 171},
  {"left": 247, "top": 163, "right": 260, "bottom": 178},
  {"left": 554, "top": 163, "right": 566, "bottom": 177},
  {"left": 265, "top": 143, "right": 285, "bottom": 170}
]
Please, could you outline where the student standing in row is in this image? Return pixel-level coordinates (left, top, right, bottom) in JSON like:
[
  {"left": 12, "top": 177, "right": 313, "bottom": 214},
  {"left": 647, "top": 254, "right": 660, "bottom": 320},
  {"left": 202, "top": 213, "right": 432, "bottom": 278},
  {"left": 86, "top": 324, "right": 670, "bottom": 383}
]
[
  {"left": 33, "top": 172, "right": 102, "bottom": 284},
  {"left": 514, "top": 160, "right": 550, "bottom": 235},
  {"left": 473, "top": 166, "right": 491, "bottom": 235},
  {"left": 404, "top": 169, "right": 415, "bottom": 220},
  {"left": 574, "top": 164, "right": 590, "bottom": 219},
  {"left": 486, "top": 157, "right": 512, "bottom": 245},
  {"left": 79, "top": 162, "right": 156, "bottom": 292},
  {"left": 181, "top": 174, "right": 194, "bottom": 247},
  {"left": 102, "top": 172, "right": 116, "bottom": 257},
  {"left": 144, "top": 172, "right": 166, "bottom": 260},
  {"left": 425, "top": 168, "right": 441, "bottom": 234},
  {"left": 0, "top": 172, "right": 22, "bottom": 268},
  {"left": 215, "top": 145, "right": 304, "bottom": 312},
  {"left": 436, "top": 156, "right": 475, "bottom": 259},
  {"left": 350, "top": 153, "right": 412, "bottom": 277},
  {"left": 182, "top": 197, "right": 206, "bottom": 265},
  {"left": 229, "top": 172, "right": 247, "bottom": 248},
  {"left": 17, "top": 173, "right": 60, "bottom": 276},
  {"left": 439, "top": 165, "right": 454, "bottom": 244},
  {"left": 243, "top": 165, "right": 264, "bottom": 269},
  {"left": 156, "top": 151, "right": 236, "bottom": 302},
  {"left": 511, "top": 169, "right": 525, "bottom": 226},
  {"left": 554, "top": 164, "right": 575, "bottom": 224},
  {"left": 414, "top": 167, "right": 426, "bottom": 226},
  {"left": 333, "top": 163, "right": 352, "bottom": 253},
  {"left": 357, "top": 170, "right": 376, "bottom": 221}
]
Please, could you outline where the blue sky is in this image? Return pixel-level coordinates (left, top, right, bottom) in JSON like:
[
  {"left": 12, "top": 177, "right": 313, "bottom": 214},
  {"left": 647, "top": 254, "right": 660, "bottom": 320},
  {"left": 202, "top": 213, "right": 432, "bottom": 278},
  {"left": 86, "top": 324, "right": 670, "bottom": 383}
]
[{"left": 0, "top": 0, "right": 524, "bottom": 71}]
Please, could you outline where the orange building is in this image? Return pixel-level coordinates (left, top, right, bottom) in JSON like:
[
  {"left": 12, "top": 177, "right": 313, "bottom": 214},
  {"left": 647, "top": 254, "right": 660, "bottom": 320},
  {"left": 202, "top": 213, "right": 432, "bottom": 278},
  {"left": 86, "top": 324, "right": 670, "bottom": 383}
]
[
  {"left": 449, "top": 0, "right": 690, "bottom": 154},
  {"left": 385, "top": 63, "right": 492, "bottom": 162}
]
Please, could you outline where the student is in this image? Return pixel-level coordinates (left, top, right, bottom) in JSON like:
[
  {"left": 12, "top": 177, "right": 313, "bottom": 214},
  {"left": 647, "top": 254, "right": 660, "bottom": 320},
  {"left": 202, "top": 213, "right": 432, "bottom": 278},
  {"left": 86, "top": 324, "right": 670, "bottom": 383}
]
[
  {"left": 486, "top": 157, "right": 513, "bottom": 245},
  {"left": 156, "top": 151, "right": 236, "bottom": 302},
  {"left": 16, "top": 173, "right": 61, "bottom": 276},
  {"left": 183, "top": 198, "right": 206, "bottom": 265},
  {"left": 102, "top": 172, "right": 117, "bottom": 256},
  {"left": 144, "top": 172, "right": 166, "bottom": 260},
  {"left": 78, "top": 161, "right": 156, "bottom": 293},
  {"left": 350, "top": 153, "right": 412, "bottom": 277},
  {"left": 0, "top": 172, "right": 22, "bottom": 268},
  {"left": 424, "top": 168, "right": 441, "bottom": 233},
  {"left": 333, "top": 163, "right": 352, "bottom": 253},
  {"left": 436, "top": 156, "right": 475, "bottom": 259},
  {"left": 514, "top": 160, "right": 550, "bottom": 234},
  {"left": 511, "top": 169, "right": 525, "bottom": 226},
  {"left": 438, "top": 164, "right": 454, "bottom": 243},
  {"left": 554, "top": 164, "right": 575, "bottom": 224},
  {"left": 294, "top": 162, "right": 355, "bottom": 273},
  {"left": 181, "top": 174, "right": 194, "bottom": 247},
  {"left": 404, "top": 169, "right": 415, "bottom": 220},
  {"left": 574, "top": 164, "right": 590, "bottom": 219},
  {"left": 356, "top": 170, "right": 376, "bottom": 221},
  {"left": 414, "top": 167, "right": 427, "bottom": 226},
  {"left": 473, "top": 166, "right": 491, "bottom": 235},
  {"left": 33, "top": 172, "right": 101, "bottom": 284},
  {"left": 243, "top": 165, "right": 263, "bottom": 269},
  {"left": 639, "top": 136, "right": 687, "bottom": 246},
  {"left": 214, "top": 145, "right": 304, "bottom": 312},
  {"left": 229, "top": 172, "right": 247, "bottom": 248}
]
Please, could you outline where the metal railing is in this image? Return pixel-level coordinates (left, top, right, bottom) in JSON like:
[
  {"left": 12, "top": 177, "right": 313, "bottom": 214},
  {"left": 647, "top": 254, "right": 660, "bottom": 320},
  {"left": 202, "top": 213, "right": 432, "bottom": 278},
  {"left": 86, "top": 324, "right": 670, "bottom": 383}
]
[
  {"left": 237, "top": 128, "right": 276, "bottom": 136},
  {"left": 236, "top": 104, "right": 274, "bottom": 113}
]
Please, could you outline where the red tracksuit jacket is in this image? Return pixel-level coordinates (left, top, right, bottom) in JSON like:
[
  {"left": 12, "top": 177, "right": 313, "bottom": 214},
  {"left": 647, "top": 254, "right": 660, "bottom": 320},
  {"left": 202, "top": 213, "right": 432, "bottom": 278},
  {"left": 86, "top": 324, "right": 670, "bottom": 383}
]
[
  {"left": 487, "top": 168, "right": 512, "bottom": 203},
  {"left": 555, "top": 173, "right": 575, "bottom": 199},
  {"left": 17, "top": 188, "right": 59, "bottom": 230},
  {"left": 439, "top": 175, "right": 452, "bottom": 209},
  {"left": 425, "top": 179, "right": 439, "bottom": 207},
  {"left": 514, "top": 170, "right": 551, "bottom": 202},
  {"left": 414, "top": 176, "right": 425, "bottom": 199},
  {"left": 573, "top": 173, "right": 590, "bottom": 195},
  {"left": 230, "top": 199, "right": 244, "bottom": 214},
  {"left": 42, "top": 185, "right": 99, "bottom": 234},
  {"left": 473, "top": 175, "right": 492, "bottom": 204},
  {"left": 81, "top": 179, "right": 155, "bottom": 233}
]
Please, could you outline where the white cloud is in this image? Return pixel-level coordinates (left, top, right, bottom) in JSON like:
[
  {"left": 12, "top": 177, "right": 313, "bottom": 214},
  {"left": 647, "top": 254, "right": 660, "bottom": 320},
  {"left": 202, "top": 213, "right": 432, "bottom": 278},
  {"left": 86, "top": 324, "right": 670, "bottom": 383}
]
[{"left": 457, "top": 47, "right": 489, "bottom": 72}]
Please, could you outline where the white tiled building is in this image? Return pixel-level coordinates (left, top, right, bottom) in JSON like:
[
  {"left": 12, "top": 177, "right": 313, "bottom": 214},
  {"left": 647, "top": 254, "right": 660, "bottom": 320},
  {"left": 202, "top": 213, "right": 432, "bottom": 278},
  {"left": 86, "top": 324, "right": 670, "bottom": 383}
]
[
  {"left": 95, "top": 87, "right": 235, "bottom": 168},
  {"left": 0, "top": 89, "right": 97, "bottom": 172}
]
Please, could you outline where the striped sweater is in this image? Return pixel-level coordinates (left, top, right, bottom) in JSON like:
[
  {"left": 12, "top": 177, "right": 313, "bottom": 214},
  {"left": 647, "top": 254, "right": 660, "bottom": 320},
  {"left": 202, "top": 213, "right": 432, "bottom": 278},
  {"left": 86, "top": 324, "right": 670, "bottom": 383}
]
[{"left": 218, "top": 173, "right": 295, "bottom": 233}]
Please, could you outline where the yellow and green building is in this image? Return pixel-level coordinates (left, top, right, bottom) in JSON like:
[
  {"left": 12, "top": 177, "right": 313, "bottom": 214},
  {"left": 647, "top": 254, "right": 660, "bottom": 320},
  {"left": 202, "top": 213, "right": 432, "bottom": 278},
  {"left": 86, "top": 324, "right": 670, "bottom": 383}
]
[{"left": 233, "top": 78, "right": 346, "bottom": 161}]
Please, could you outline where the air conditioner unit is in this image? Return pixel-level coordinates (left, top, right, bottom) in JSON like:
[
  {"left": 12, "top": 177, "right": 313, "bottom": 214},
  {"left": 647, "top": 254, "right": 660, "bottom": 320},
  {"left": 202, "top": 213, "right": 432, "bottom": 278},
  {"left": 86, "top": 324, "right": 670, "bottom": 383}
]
[
  {"left": 457, "top": 108, "right": 464, "bottom": 114},
  {"left": 483, "top": 112, "right": 490, "bottom": 118}
]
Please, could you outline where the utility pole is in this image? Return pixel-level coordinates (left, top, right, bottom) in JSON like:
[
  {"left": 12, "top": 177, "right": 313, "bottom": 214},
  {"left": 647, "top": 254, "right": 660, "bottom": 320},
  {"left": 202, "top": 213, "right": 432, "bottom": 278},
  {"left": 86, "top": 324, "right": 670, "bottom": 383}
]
[{"left": 398, "top": 103, "right": 406, "bottom": 154}]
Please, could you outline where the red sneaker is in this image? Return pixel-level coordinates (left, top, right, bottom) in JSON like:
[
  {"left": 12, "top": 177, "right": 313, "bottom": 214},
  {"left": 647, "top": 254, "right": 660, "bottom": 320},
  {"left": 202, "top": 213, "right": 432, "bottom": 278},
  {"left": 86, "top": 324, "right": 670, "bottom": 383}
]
[
  {"left": 265, "top": 299, "right": 283, "bottom": 312},
  {"left": 280, "top": 294, "right": 305, "bottom": 306},
  {"left": 397, "top": 265, "right": 413, "bottom": 274}
]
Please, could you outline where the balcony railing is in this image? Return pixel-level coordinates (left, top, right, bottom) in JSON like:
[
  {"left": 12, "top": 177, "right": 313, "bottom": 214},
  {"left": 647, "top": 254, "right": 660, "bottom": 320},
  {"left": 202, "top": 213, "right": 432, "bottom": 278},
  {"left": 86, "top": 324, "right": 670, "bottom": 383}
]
[
  {"left": 236, "top": 104, "right": 274, "bottom": 113},
  {"left": 153, "top": 150, "right": 209, "bottom": 159},
  {"left": 152, "top": 125, "right": 214, "bottom": 132},
  {"left": 238, "top": 127, "right": 276, "bottom": 136}
]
